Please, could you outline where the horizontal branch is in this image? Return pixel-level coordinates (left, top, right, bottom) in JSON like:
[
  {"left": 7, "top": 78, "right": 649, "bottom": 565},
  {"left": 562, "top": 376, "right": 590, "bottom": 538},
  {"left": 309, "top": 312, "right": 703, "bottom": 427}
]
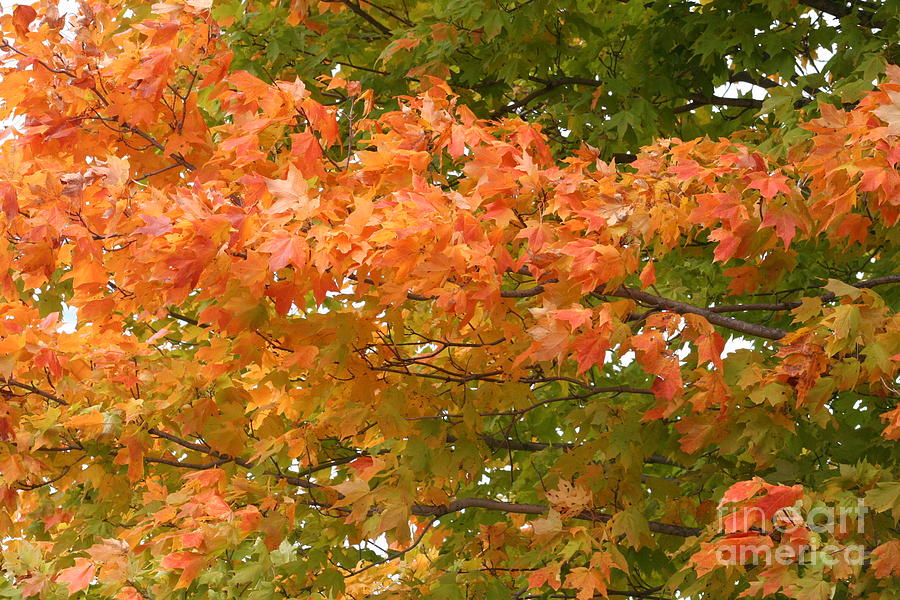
[
  {"left": 674, "top": 95, "right": 763, "bottom": 114},
  {"left": 367, "top": 272, "right": 893, "bottom": 341},
  {"left": 606, "top": 286, "right": 789, "bottom": 339},
  {"left": 3, "top": 379, "right": 68, "bottom": 405},
  {"left": 492, "top": 76, "right": 603, "bottom": 118},
  {"left": 447, "top": 433, "right": 683, "bottom": 467},
  {"left": 729, "top": 71, "right": 779, "bottom": 89},
  {"left": 411, "top": 497, "right": 702, "bottom": 537},
  {"left": 709, "top": 274, "right": 900, "bottom": 313},
  {"left": 144, "top": 455, "right": 231, "bottom": 470}
]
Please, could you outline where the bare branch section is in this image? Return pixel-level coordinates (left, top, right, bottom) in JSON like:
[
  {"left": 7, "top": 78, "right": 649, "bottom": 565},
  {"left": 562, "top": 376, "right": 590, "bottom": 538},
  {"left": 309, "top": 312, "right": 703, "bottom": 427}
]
[
  {"left": 673, "top": 95, "right": 763, "bottom": 114},
  {"left": 412, "top": 497, "right": 702, "bottom": 537},
  {"left": 606, "top": 287, "right": 789, "bottom": 340},
  {"left": 713, "top": 274, "right": 900, "bottom": 312},
  {"left": 491, "top": 76, "right": 767, "bottom": 120},
  {"left": 322, "top": 0, "right": 392, "bottom": 35},
  {"left": 489, "top": 274, "right": 899, "bottom": 339}
]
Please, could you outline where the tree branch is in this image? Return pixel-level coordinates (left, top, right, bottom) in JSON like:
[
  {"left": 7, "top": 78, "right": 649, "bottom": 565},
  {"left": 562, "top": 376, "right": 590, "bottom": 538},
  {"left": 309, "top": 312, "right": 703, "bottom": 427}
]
[
  {"left": 324, "top": 0, "right": 392, "bottom": 35},
  {"left": 411, "top": 497, "right": 702, "bottom": 537},
  {"left": 674, "top": 95, "right": 764, "bottom": 114},
  {"left": 345, "top": 518, "right": 436, "bottom": 577},
  {"left": 708, "top": 274, "right": 900, "bottom": 313},
  {"left": 144, "top": 455, "right": 231, "bottom": 470},
  {"left": 468, "top": 433, "right": 683, "bottom": 466},
  {"left": 491, "top": 77, "right": 602, "bottom": 119},
  {"left": 606, "top": 286, "right": 788, "bottom": 339},
  {"left": 729, "top": 71, "right": 779, "bottom": 89},
  {"left": 2, "top": 379, "right": 68, "bottom": 405},
  {"left": 797, "top": 0, "right": 877, "bottom": 27}
]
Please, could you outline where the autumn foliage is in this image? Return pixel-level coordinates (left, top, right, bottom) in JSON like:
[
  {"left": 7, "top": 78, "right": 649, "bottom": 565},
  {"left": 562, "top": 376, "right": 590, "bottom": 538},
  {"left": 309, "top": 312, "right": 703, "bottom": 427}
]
[{"left": 0, "top": 2, "right": 898, "bottom": 600}]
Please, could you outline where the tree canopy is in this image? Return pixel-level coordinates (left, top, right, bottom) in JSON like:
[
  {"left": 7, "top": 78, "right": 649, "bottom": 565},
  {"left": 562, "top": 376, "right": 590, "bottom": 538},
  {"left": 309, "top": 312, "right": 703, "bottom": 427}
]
[{"left": 0, "top": 2, "right": 898, "bottom": 600}]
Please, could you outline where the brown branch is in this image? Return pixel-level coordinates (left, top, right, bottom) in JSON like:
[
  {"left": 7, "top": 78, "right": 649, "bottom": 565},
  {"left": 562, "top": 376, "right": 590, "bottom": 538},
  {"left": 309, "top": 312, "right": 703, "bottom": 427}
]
[
  {"left": 345, "top": 518, "right": 436, "bottom": 577},
  {"left": 0, "top": 42, "right": 75, "bottom": 76},
  {"left": 144, "top": 455, "right": 231, "bottom": 470},
  {"left": 411, "top": 497, "right": 702, "bottom": 537},
  {"left": 323, "top": 0, "right": 392, "bottom": 35},
  {"left": 479, "top": 386, "right": 652, "bottom": 417},
  {"left": 121, "top": 123, "right": 196, "bottom": 171},
  {"left": 16, "top": 458, "right": 82, "bottom": 490},
  {"left": 3, "top": 378, "right": 68, "bottom": 405},
  {"left": 491, "top": 77, "right": 601, "bottom": 119},
  {"left": 606, "top": 286, "right": 788, "bottom": 340},
  {"left": 708, "top": 274, "right": 900, "bottom": 313},
  {"left": 358, "top": 0, "right": 414, "bottom": 27},
  {"left": 729, "top": 71, "right": 779, "bottom": 89},
  {"left": 406, "top": 386, "right": 651, "bottom": 419},
  {"left": 818, "top": 274, "right": 900, "bottom": 300},
  {"left": 167, "top": 310, "right": 202, "bottom": 326},
  {"left": 501, "top": 284, "right": 552, "bottom": 298},
  {"left": 6, "top": 380, "right": 697, "bottom": 536},
  {"left": 294, "top": 48, "right": 391, "bottom": 76},
  {"left": 457, "top": 433, "right": 683, "bottom": 467},
  {"left": 673, "top": 95, "right": 764, "bottom": 114},
  {"left": 132, "top": 163, "right": 182, "bottom": 181},
  {"left": 146, "top": 427, "right": 252, "bottom": 469}
]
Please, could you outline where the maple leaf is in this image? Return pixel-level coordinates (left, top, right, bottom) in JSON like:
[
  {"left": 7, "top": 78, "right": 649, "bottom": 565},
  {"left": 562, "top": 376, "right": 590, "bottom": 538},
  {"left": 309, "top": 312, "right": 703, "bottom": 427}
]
[
  {"left": 19, "top": 574, "right": 48, "bottom": 598},
  {"left": 690, "top": 541, "right": 725, "bottom": 576},
  {"left": 0, "top": 182, "right": 18, "bottom": 219},
  {"left": 721, "top": 508, "right": 762, "bottom": 533},
  {"left": 794, "top": 579, "right": 833, "bottom": 600},
  {"left": 531, "top": 511, "right": 563, "bottom": 543},
  {"left": 748, "top": 172, "right": 791, "bottom": 200},
  {"left": 160, "top": 552, "right": 206, "bottom": 589},
  {"left": 564, "top": 567, "right": 608, "bottom": 600},
  {"left": 135, "top": 214, "right": 173, "bottom": 236},
  {"left": 720, "top": 478, "right": 765, "bottom": 506},
  {"left": 882, "top": 403, "right": 900, "bottom": 440},
  {"left": 708, "top": 228, "right": 742, "bottom": 262},
  {"left": 545, "top": 480, "right": 591, "bottom": 516},
  {"left": 719, "top": 532, "right": 775, "bottom": 563},
  {"left": 760, "top": 205, "right": 799, "bottom": 248},
  {"left": 610, "top": 508, "right": 651, "bottom": 548},
  {"left": 116, "top": 588, "right": 144, "bottom": 600},
  {"left": 331, "top": 477, "right": 370, "bottom": 508},
  {"left": 12, "top": 5, "right": 37, "bottom": 37},
  {"left": 55, "top": 558, "right": 95, "bottom": 596},
  {"left": 260, "top": 231, "right": 308, "bottom": 272},
  {"left": 264, "top": 165, "right": 320, "bottom": 219},
  {"left": 753, "top": 485, "right": 803, "bottom": 519},
  {"left": 871, "top": 540, "right": 900, "bottom": 578},
  {"left": 379, "top": 35, "right": 422, "bottom": 62},
  {"left": 528, "top": 563, "right": 562, "bottom": 590},
  {"left": 43, "top": 509, "right": 72, "bottom": 530},
  {"left": 873, "top": 90, "right": 900, "bottom": 137},
  {"left": 738, "top": 563, "right": 792, "bottom": 598},
  {"left": 639, "top": 260, "right": 656, "bottom": 288}
]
